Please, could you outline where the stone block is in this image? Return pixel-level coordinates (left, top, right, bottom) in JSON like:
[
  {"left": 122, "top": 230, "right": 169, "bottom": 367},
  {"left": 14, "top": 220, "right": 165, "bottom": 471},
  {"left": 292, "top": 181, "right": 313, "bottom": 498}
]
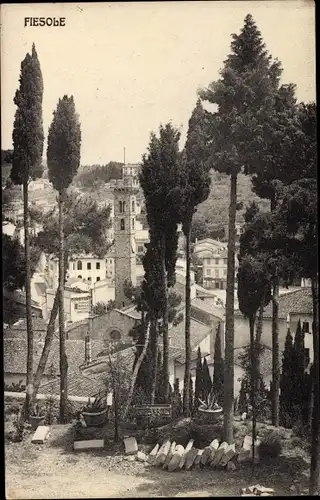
[
  {"left": 155, "top": 440, "right": 171, "bottom": 466},
  {"left": 211, "top": 441, "right": 228, "bottom": 466},
  {"left": 136, "top": 451, "right": 147, "bottom": 462},
  {"left": 31, "top": 426, "right": 50, "bottom": 444},
  {"left": 163, "top": 441, "right": 176, "bottom": 470},
  {"left": 123, "top": 436, "right": 138, "bottom": 455},
  {"left": 168, "top": 445, "right": 185, "bottom": 472},
  {"left": 74, "top": 439, "right": 104, "bottom": 450},
  {"left": 148, "top": 443, "right": 159, "bottom": 464},
  {"left": 226, "top": 460, "right": 237, "bottom": 471},
  {"left": 185, "top": 448, "right": 199, "bottom": 470},
  {"left": 194, "top": 449, "right": 204, "bottom": 469},
  {"left": 219, "top": 443, "right": 237, "bottom": 467}
]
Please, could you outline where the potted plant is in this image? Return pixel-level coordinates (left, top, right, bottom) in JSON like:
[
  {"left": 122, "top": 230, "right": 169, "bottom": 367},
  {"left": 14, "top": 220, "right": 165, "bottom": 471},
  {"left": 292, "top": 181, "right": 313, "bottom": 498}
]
[
  {"left": 80, "top": 393, "right": 109, "bottom": 427},
  {"left": 30, "top": 403, "right": 46, "bottom": 430},
  {"left": 198, "top": 391, "right": 223, "bottom": 422}
]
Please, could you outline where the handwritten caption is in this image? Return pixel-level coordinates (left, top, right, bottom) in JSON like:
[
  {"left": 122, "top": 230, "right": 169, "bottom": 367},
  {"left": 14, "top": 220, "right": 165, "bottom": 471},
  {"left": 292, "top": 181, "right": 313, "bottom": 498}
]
[{"left": 24, "top": 17, "right": 66, "bottom": 27}]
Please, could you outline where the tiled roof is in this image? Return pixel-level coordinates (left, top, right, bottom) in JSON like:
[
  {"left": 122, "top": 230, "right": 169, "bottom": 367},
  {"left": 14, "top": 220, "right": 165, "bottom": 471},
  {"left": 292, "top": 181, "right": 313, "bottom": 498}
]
[
  {"left": 169, "top": 318, "right": 211, "bottom": 350},
  {"left": 39, "top": 370, "right": 107, "bottom": 398},
  {"left": 5, "top": 318, "right": 47, "bottom": 337},
  {"left": 4, "top": 338, "right": 106, "bottom": 375},
  {"left": 3, "top": 289, "right": 42, "bottom": 309},
  {"left": 234, "top": 287, "right": 313, "bottom": 320},
  {"left": 191, "top": 297, "right": 225, "bottom": 321}
]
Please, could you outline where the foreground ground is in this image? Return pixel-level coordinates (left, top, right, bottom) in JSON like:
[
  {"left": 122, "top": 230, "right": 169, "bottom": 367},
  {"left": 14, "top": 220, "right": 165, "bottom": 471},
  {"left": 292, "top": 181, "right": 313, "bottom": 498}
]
[{"left": 5, "top": 422, "right": 311, "bottom": 499}]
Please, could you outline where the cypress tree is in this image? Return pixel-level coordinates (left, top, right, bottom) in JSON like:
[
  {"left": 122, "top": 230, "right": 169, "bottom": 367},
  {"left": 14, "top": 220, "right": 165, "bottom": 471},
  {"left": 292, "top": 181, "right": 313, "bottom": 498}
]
[
  {"left": 11, "top": 43, "right": 44, "bottom": 419},
  {"left": 139, "top": 124, "right": 183, "bottom": 403},
  {"left": 213, "top": 324, "right": 224, "bottom": 405},
  {"left": 279, "top": 328, "right": 294, "bottom": 427},
  {"left": 195, "top": 347, "right": 204, "bottom": 406},
  {"left": 202, "top": 358, "right": 212, "bottom": 403},
  {"left": 47, "top": 95, "right": 81, "bottom": 423},
  {"left": 291, "top": 320, "right": 306, "bottom": 423},
  {"left": 180, "top": 99, "right": 212, "bottom": 416}
]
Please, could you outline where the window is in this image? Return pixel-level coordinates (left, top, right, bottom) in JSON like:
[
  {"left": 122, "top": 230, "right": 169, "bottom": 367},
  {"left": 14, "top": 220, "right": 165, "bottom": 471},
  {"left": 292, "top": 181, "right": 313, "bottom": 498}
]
[
  {"left": 132, "top": 218, "right": 135, "bottom": 230},
  {"left": 120, "top": 218, "right": 125, "bottom": 230},
  {"left": 73, "top": 262, "right": 75, "bottom": 270},
  {"left": 77, "top": 275, "right": 82, "bottom": 279},
  {"left": 77, "top": 260, "right": 82, "bottom": 270},
  {"left": 215, "top": 269, "right": 219, "bottom": 278},
  {"left": 302, "top": 321, "right": 309, "bottom": 333},
  {"left": 110, "top": 330, "right": 121, "bottom": 341},
  {"left": 87, "top": 262, "right": 91, "bottom": 270},
  {"left": 224, "top": 269, "right": 227, "bottom": 276},
  {"left": 137, "top": 245, "right": 144, "bottom": 253},
  {"left": 96, "top": 262, "right": 100, "bottom": 270},
  {"left": 119, "top": 201, "right": 124, "bottom": 213},
  {"left": 215, "top": 258, "right": 219, "bottom": 265},
  {"left": 206, "top": 269, "right": 211, "bottom": 276},
  {"left": 132, "top": 199, "right": 135, "bottom": 212},
  {"left": 96, "top": 277, "right": 100, "bottom": 282},
  {"left": 215, "top": 282, "right": 220, "bottom": 289},
  {"left": 74, "top": 303, "right": 78, "bottom": 310},
  {"left": 110, "top": 259, "right": 112, "bottom": 264},
  {"left": 88, "top": 277, "right": 91, "bottom": 281}
]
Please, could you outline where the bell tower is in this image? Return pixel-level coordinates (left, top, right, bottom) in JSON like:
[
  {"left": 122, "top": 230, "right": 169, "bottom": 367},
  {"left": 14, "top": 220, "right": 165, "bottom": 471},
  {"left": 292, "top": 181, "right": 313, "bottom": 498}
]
[{"left": 113, "top": 176, "right": 139, "bottom": 308}]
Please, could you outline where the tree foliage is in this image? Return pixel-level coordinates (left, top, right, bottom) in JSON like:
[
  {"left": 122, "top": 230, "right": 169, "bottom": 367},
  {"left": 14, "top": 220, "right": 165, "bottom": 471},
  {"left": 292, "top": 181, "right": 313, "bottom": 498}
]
[
  {"left": 11, "top": 44, "right": 44, "bottom": 185},
  {"left": 212, "top": 324, "right": 224, "bottom": 405},
  {"left": 47, "top": 95, "right": 81, "bottom": 193}
]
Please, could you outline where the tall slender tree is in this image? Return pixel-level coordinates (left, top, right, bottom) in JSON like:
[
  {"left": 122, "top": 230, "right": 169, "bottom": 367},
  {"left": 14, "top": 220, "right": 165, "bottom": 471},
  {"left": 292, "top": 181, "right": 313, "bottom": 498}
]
[
  {"left": 180, "top": 99, "right": 212, "bottom": 416},
  {"left": 199, "top": 14, "right": 281, "bottom": 442},
  {"left": 47, "top": 98, "right": 81, "bottom": 422},
  {"left": 212, "top": 324, "right": 224, "bottom": 405},
  {"left": 279, "top": 328, "right": 294, "bottom": 427},
  {"left": 139, "top": 123, "right": 183, "bottom": 403},
  {"left": 10, "top": 43, "right": 44, "bottom": 419},
  {"left": 237, "top": 254, "right": 271, "bottom": 462}
]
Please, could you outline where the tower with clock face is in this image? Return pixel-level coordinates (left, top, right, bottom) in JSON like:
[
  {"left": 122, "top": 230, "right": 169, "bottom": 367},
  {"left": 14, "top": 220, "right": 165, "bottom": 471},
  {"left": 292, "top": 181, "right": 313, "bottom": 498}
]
[{"left": 113, "top": 176, "right": 139, "bottom": 308}]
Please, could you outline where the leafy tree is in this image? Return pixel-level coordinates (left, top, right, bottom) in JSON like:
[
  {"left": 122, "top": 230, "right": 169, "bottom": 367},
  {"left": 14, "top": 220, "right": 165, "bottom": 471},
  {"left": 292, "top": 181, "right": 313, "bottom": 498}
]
[
  {"left": 92, "top": 300, "right": 116, "bottom": 316},
  {"left": 212, "top": 324, "right": 224, "bottom": 405},
  {"left": 180, "top": 99, "right": 212, "bottom": 416},
  {"left": 47, "top": 95, "right": 81, "bottom": 422},
  {"left": 273, "top": 177, "right": 318, "bottom": 495},
  {"left": 199, "top": 14, "right": 281, "bottom": 443},
  {"left": 30, "top": 191, "right": 112, "bottom": 400},
  {"left": 10, "top": 43, "right": 44, "bottom": 419},
  {"left": 139, "top": 123, "right": 183, "bottom": 403}
]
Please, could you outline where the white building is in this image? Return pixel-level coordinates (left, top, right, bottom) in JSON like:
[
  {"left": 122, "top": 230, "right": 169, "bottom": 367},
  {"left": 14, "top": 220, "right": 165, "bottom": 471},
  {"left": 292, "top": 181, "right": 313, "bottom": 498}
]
[{"left": 193, "top": 238, "right": 239, "bottom": 290}]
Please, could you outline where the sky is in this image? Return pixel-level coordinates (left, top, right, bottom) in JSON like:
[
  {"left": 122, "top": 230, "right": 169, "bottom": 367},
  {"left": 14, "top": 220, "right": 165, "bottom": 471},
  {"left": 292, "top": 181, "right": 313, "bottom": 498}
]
[{"left": 1, "top": 1, "right": 316, "bottom": 166}]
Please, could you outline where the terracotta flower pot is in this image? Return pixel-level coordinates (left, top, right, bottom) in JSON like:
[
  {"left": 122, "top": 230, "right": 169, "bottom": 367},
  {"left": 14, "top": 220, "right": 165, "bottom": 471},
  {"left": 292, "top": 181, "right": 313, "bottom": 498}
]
[
  {"left": 81, "top": 407, "right": 108, "bottom": 427},
  {"left": 198, "top": 406, "right": 223, "bottom": 422},
  {"left": 30, "top": 415, "right": 45, "bottom": 431}
]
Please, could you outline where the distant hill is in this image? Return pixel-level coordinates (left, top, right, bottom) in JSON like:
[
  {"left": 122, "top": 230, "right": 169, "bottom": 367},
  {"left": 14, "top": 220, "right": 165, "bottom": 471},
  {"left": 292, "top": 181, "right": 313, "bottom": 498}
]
[{"left": 74, "top": 162, "right": 124, "bottom": 189}]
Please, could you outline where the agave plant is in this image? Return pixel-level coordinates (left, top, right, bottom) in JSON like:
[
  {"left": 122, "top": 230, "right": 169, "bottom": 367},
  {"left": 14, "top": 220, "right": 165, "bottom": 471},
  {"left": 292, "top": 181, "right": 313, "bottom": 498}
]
[
  {"left": 198, "top": 390, "right": 221, "bottom": 411},
  {"left": 82, "top": 391, "right": 108, "bottom": 414}
]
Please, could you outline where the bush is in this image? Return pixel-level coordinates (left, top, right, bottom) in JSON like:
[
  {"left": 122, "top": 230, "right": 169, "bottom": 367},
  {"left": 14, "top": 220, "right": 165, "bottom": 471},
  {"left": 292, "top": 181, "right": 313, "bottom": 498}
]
[{"left": 259, "top": 430, "right": 282, "bottom": 459}]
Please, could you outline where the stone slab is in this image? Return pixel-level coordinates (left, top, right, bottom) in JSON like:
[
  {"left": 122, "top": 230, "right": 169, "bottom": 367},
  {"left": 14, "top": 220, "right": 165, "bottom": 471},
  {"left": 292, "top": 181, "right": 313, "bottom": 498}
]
[
  {"left": 31, "top": 426, "right": 50, "bottom": 444},
  {"left": 74, "top": 439, "right": 104, "bottom": 450},
  {"left": 124, "top": 436, "right": 138, "bottom": 455}
]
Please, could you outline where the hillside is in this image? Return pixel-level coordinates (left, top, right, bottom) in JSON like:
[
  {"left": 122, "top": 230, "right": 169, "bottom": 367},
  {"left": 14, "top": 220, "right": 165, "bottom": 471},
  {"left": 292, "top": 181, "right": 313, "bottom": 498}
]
[{"left": 193, "top": 171, "right": 270, "bottom": 240}]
